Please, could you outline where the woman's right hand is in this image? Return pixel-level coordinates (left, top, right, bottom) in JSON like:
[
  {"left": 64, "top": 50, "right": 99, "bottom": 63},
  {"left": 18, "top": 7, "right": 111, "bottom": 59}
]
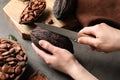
[{"left": 78, "top": 23, "right": 120, "bottom": 53}]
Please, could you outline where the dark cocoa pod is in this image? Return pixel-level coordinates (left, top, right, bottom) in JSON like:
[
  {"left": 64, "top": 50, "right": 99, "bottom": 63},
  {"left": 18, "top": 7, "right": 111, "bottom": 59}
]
[
  {"left": 53, "top": 0, "right": 77, "bottom": 20},
  {"left": 19, "top": 0, "right": 46, "bottom": 24},
  {"left": 30, "top": 27, "right": 74, "bottom": 54}
]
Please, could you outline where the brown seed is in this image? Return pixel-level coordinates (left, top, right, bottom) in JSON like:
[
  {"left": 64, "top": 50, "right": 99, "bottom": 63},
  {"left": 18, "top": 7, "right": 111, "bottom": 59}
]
[
  {"left": 0, "top": 54, "right": 4, "bottom": 60},
  {"left": 16, "top": 55, "right": 24, "bottom": 61},
  {"left": 0, "top": 49, "right": 7, "bottom": 52},
  {"left": 2, "top": 64, "right": 10, "bottom": 73},
  {"left": 24, "top": 14, "right": 29, "bottom": 19},
  {"left": 0, "top": 39, "right": 10, "bottom": 44},
  {"left": 24, "top": 55, "right": 27, "bottom": 61},
  {"left": 17, "top": 61, "right": 26, "bottom": 67},
  {"left": 19, "top": 51, "right": 25, "bottom": 57},
  {"left": 12, "top": 44, "right": 21, "bottom": 53},
  {"left": 0, "top": 44, "right": 7, "bottom": 49},
  {"left": 9, "top": 48, "right": 15, "bottom": 54},
  {"left": 9, "top": 74, "right": 15, "bottom": 79},
  {"left": 6, "top": 57, "right": 16, "bottom": 62},
  {"left": 7, "top": 67, "right": 15, "bottom": 74},
  {"left": 7, "top": 43, "right": 11, "bottom": 48},
  {"left": 46, "top": 19, "right": 54, "bottom": 24},
  {"left": 2, "top": 51, "right": 10, "bottom": 56},
  {"left": 8, "top": 61, "right": 17, "bottom": 66},
  {"left": 15, "top": 66, "right": 22, "bottom": 74},
  {"left": 0, "top": 61, "right": 4, "bottom": 65},
  {"left": 0, "top": 72, "right": 8, "bottom": 80}
]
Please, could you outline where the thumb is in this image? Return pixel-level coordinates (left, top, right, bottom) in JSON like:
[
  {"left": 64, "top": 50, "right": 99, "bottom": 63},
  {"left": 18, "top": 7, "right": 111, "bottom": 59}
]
[
  {"left": 31, "top": 43, "right": 52, "bottom": 61},
  {"left": 39, "top": 40, "right": 60, "bottom": 54}
]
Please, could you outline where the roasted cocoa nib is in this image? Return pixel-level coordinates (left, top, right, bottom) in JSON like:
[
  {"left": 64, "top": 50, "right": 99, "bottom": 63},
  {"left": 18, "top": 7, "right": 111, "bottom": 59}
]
[
  {"left": 19, "top": 0, "right": 46, "bottom": 24},
  {"left": 30, "top": 27, "right": 74, "bottom": 54},
  {"left": 0, "top": 39, "right": 27, "bottom": 80},
  {"left": 53, "top": 0, "right": 77, "bottom": 20}
]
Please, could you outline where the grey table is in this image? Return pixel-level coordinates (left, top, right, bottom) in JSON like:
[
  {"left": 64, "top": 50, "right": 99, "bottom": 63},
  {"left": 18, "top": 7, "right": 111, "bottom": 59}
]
[{"left": 1, "top": 0, "right": 120, "bottom": 80}]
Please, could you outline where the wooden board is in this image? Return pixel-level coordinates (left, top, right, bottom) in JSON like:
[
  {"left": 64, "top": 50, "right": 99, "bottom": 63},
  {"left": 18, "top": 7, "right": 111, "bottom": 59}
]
[{"left": 3, "top": 0, "right": 67, "bottom": 40}]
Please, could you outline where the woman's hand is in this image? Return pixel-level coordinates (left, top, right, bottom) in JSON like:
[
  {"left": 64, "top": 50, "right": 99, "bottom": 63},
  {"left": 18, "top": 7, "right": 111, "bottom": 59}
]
[
  {"left": 78, "top": 23, "right": 120, "bottom": 52},
  {"left": 32, "top": 40, "right": 97, "bottom": 80}
]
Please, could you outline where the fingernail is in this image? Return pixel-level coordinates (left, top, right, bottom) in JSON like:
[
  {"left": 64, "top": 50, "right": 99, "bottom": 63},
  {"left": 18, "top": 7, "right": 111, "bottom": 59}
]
[{"left": 39, "top": 40, "right": 44, "bottom": 46}]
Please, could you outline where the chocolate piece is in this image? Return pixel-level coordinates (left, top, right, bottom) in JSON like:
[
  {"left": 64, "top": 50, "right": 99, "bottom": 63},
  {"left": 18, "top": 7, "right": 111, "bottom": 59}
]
[
  {"left": 19, "top": 0, "right": 46, "bottom": 24},
  {"left": 53, "top": 0, "right": 77, "bottom": 20},
  {"left": 30, "top": 27, "right": 74, "bottom": 54},
  {"left": 0, "top": 38, "right": 27, "bottom": 80}
]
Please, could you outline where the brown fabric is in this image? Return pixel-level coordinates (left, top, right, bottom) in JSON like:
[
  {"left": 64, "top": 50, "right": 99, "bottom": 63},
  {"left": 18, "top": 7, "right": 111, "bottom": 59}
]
[{"left": 76, "top": 0, "right": 120, "bottom": 29}]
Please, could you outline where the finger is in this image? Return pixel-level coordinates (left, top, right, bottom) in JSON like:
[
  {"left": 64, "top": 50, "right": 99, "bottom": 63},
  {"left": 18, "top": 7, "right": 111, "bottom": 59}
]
[
  {"left": 31, "top": 43, "right": 52, "bottom": 61},
  {"left": 78, "top": 25, "right": 98, "bottom": 36},
  {"left": 78, "top": 36, "right": 97, "bottom": 47},
  {"left": 39, "top": 40, "right": 60, "bottom": 54}
]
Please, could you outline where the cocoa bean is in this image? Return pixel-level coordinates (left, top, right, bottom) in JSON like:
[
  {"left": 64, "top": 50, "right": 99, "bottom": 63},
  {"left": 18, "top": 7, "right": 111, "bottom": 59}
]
[
  {"left": 16, "top": 55, "right": 24, "bottom": 61},
  {"left": 9, "top": 48, "right": 15, "bottom": 54},
  {"left": 15, "top": 66, "right": 22, "bottom": 74},
  {"left": 0, "top": 49, "right": 7, "bottom": 53},
  {"left": 46, "top": 19, "right": 54, "bottom": 24},
  {"left": 7, "top": 67, "right": 15, "bottom": 74},
  {"left": 0, "top": 54, "right": 4, "bottom": 60},
  {"left": 6, "top": 57, "right": 16, "bottom": 62},
  {"left": 0, "top": 38, "right": 27, "bottom": 80},
  {"left": 24, "top": 54, "right": 27, "bottom": 61},
  {"left": 0, "top": 44, "right": 7, "bottom": 49},
  {"left": 2, "top": 51, "right": 10, "bottom": 56},
  {"left": 19, "top": 51, "right": 25, "bottom": 57},
  {"left": 17, "top": 61, "right": 26, "bottom": 67},
  {"left": 12, "top": 44, "right": 21, "bottom": 53},
  {"left": 0, "top": 72, "right": 9, "bottom": 80},
  {"left": 9, "top": 74, "right": 15, "bottom": 79},
  {"left": 2, "top": 64, "right": 10, "bottom": 73},
  {"left": 8, "top": 61, "right": 17, "bottom": 66}
]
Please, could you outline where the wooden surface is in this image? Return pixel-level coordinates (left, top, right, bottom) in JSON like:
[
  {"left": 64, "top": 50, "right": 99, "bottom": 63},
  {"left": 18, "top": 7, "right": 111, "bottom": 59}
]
[{"left": 3, "top": 0, "right": 66, "bottom": 40}]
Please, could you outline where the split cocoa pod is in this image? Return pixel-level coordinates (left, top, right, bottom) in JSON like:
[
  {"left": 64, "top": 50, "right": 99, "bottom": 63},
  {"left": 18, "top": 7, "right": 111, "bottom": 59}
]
[
  {"left": 53, "top": 0, "right": 77, "bottom": 20},
  {"left": 0, "top": 38, "right": 27, "bottom": 80},
  {"left": 19, "top": 0, "right": 46, "bottom": 24},
  {"left": 30, "top": 27, "right": 74, "bottom": 54}
]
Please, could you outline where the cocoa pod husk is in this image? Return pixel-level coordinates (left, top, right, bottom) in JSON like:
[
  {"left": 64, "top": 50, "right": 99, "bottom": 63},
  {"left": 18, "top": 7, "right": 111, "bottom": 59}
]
[
  {"left": 30, "top": 27, "right": 74, "bottom": 54},
  {"left": 53, "top": 0, "right": 77, "bottom": 20},
  {"left": 19, "top": 0, "right": 46, "bottom": 24}
]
